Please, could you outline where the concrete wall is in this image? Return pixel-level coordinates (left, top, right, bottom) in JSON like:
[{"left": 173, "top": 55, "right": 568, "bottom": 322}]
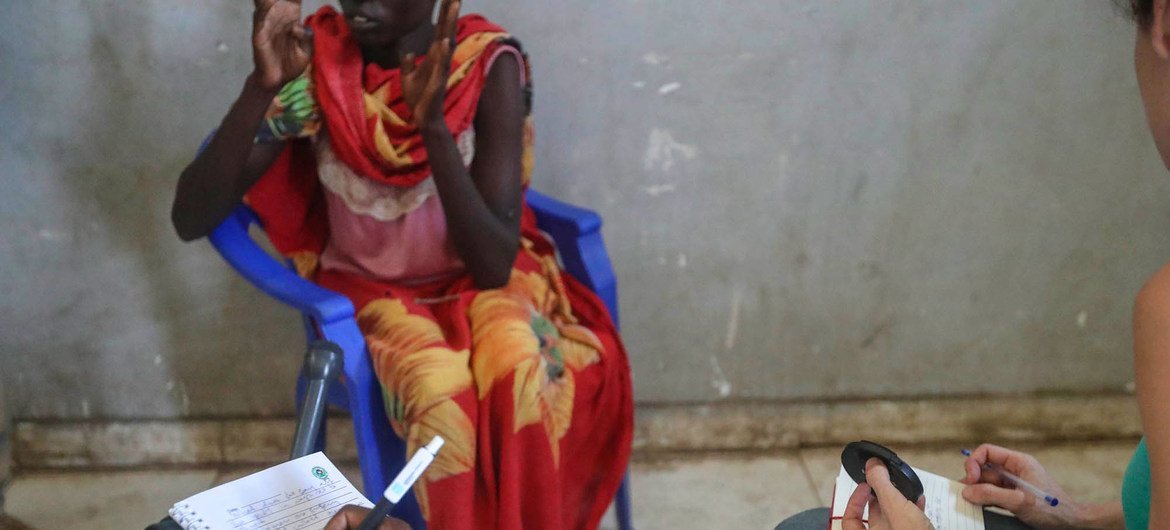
[{"left": 2, "top": 0, "right": 1167, "bottom": 420}]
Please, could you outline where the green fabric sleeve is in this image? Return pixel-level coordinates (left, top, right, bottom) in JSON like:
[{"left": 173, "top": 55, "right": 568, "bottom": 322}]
[
  {"left": 255, "top": 73, "right": 320, "bottom": 143},
  {"left": 1122, "top": 437, "right": 1150, "bottom": 530}
]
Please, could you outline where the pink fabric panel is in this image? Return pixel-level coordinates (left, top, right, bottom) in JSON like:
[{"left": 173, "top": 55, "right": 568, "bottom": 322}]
[
  {"left": 316, "top": 47, "right": 523, "bottom": 284},
  {"left": 319, "top": 189, "right": 465, "bottom": 283}
]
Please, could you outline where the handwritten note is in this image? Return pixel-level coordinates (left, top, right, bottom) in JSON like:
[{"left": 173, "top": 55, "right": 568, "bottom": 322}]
[
  {"left": 830, "top": 466, "right": 984, "bottom": 530},
  {"left": 170, "top": 452, "right": 373, "bottom": 530}
]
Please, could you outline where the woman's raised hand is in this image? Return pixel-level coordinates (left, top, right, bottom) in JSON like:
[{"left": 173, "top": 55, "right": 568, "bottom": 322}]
[
  {"left": 251, "top": 0, "right": 313, "bottom": 91},
  {"left": 401, "top": 0, "right": 462, "bottom": 128}
]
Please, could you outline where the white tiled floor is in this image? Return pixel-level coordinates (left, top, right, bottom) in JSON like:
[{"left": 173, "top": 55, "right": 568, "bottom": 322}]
[
  {"left": 621, "top": 452, "right": 820, "bottom": 530},
  {"left": 4, "top": 470, "right": 217, "bottom": 529},
  {"left": 3, "top": 441, "right": 1140, "bottom": 530}
]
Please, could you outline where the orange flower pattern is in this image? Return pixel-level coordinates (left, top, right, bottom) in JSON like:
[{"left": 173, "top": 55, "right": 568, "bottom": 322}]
[
  {"left": 356, "top": 242, "right": 604, "bottom": 516},
  {"left": 469, "top": 265, "right": 603, "bottom": 465},
  {"left": 357, "top": 299, "right": 475, "bottom": 519}
]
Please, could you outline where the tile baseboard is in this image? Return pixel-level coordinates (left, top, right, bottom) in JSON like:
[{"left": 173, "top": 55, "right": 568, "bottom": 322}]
[{"left": 13, "top": 394, "right": 1140, "bottom": 470}]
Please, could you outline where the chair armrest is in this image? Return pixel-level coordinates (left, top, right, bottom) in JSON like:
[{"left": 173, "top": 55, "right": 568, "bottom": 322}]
[
  {"left": 525, "top": 189, "right": 601, "bottom": 236},
  {"left": 525, "top": 189, "right": 620, "bottom": 326},
  {"left": 208, "top": 205, "right": 356, "bottom": 325}
]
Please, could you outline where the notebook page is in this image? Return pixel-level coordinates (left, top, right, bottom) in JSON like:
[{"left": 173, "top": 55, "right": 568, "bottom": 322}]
[
  {"left": 171, "top": 452, "right": 373, "bottom": 530},
  {"left": 831, "top": 467, "right": 867, "bottom": 520},
  {"left": 917, "top": 467, "right": 984, "bottom": 530},
  {"left": 830, "top": 465, "right": 984, "bottom": 530}
]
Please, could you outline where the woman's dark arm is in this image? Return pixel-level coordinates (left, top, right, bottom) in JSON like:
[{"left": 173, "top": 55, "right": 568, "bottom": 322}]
[
  {"left": 171, "top": 76, "right": 285, "bottom": 241},
  {"left": 421, "top": 52, "right": 525, "bottom": 289},
  {"left": 398, "top": 0, "right": 524, "bottom": 289},
  {"left": 171, "top": 0, "right": 311, "bottom": 241}
]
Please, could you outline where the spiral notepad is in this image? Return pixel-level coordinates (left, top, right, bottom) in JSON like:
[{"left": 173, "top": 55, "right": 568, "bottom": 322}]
[{"left": 168, "top": 452, "right": 372, "bottom": 530}]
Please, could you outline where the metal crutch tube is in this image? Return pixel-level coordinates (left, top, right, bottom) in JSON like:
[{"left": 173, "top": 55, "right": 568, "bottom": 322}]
[{"left": 290, "top": 340, "right": 343, "bottom": 460}]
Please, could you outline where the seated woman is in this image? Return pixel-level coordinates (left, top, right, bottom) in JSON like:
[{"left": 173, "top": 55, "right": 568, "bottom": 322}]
[
  {"left": 171, "top": 1, "right": 633, "bottom": 528},
  {"left": 780, "top": 0, "right": 1170, "bottom": 528}
]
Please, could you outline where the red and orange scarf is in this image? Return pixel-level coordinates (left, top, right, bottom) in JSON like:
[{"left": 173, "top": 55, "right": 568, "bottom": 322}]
[{"left": 246, "top": 7, "right": 531, "bottom": 268}]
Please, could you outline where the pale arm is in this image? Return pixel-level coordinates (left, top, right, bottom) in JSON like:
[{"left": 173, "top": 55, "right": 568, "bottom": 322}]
[{"left": 1134, "top": 261, "right": 1170, "bottom": 528}]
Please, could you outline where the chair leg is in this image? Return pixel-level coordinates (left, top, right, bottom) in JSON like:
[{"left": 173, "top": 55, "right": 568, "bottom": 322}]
[
  {"left": 616, "top": 470, "right": 634, "bottom": 530},
  {"left": 312, "top": 414, "right": 328, "bottom": 454},
  {"left": 293, "top": 377, "right": 330, "bottom": 457}
]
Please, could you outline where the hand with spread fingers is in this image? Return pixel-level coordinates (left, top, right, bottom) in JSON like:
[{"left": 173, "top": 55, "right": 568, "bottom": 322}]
[
  {"left": 400, "top": 0, "right": 462, "bottom": 128},
  {"left": 842, "top": 458, "right": 934, "bottom": 530},
  {"left": 252, "top": 0, "right": 314, "bottom": 91}
]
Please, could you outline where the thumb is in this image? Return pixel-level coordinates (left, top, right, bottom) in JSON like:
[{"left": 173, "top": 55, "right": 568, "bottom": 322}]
[
  {"left": 322, "top": 509, "right": 349, "bottom": 530},
  {"left": 864, "top": 459, "right": 907, "bottom": 507},
  {"left": 291, "top": 24, "right": 314, "bottom": 57},
  {"left": 400, "top": 52, "right": 416, "bottom": 78},
  {"left": 962, "top": 483, "right": 1029, "bottom": 511},
  {"left": 440, "top": 37, "right": 454, "bottom": 72},
  {"left": 962, "top": 457, "right": 983, "bottom": 485}
]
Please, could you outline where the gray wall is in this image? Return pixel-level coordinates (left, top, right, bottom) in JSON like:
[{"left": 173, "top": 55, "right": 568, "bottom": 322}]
[{"left": 2, "top": 1, "right": 1167, "bottom": 420}]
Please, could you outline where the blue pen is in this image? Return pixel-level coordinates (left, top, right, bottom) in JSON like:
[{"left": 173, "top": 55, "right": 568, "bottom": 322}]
[{"left": 961, "top": 449, "right": 1059, "bottom": 507}]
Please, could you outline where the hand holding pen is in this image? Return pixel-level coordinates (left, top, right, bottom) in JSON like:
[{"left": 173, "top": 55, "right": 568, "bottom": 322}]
[
  {"left": 962, "top": 448, "right": 1059, "bottom": 507},
  {"left": 352, "top": 436, "right": 444, "bottom": 530},
  {"left": 324, "top": 506, "right": 409, "bottom": 530},
  {"left": 958, "top": 444, "right": 1090, "bottom": 530}
]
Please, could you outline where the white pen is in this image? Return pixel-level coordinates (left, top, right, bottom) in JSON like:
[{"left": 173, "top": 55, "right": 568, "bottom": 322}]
[{"left": 356, "top": 436, "right": 445, "bottom": 530}]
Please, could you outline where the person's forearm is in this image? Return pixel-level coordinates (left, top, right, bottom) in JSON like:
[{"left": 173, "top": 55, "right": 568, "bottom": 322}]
[
  {"left": 1067, "top": 501, "right": 1125, "bottom": 530},
  {"left": 1134, "top": 266, "right": 1170, "bottom": 530},
  {"left": 172, "top": 74, "right": 278, "bottom": 241},
  {"left": 421, "top": 120, "right": 518, "bottom": 289}
]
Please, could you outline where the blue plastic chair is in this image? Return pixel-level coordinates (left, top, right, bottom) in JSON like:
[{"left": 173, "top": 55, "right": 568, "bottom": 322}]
[{"left": 208, "top": 190, "right": 633, "bottom": 530}]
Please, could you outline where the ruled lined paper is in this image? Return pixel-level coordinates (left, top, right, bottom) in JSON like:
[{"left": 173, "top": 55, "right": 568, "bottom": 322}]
[{"left": 169, "top": 452, "right": 373, "bottom": 530}]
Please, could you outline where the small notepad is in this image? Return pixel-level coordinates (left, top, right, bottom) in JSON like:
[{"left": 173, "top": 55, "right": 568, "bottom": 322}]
[
  {"left": 830, "top": 465, "right": 985, "bottom": 530},
  {"left": 169, "top": 452, "right": 373, "bottom": 530}
]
